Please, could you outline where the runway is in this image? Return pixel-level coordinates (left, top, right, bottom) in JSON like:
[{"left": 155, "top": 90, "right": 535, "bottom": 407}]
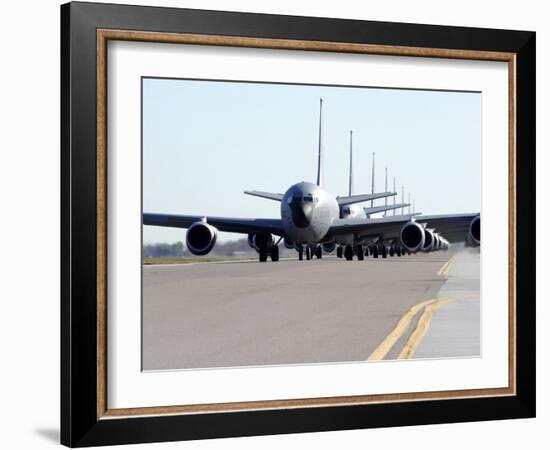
[{"left": 142, "top": 249, "right": 480, "bottom": 370}]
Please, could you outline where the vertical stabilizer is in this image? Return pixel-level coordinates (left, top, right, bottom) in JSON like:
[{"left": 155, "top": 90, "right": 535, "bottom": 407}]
[
  {"left": 316, "top": 98, "right": 324, "bottom": 187},
  {"left": 370, "top": 152, "right": 375, "bottom": 208},
  {"left": 393, "top": 177, "right": 396, "bottom": 215},
  {"left": 384, "top": 168, "right": 388, "bottom": 216},
  {"left": 348, "top": 130, "right": 354, "bottom": 196}
]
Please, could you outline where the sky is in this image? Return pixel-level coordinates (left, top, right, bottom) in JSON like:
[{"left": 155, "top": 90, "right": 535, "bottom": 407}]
[{"left": 142, "top": 78, "right": 481, "bottom": 244}]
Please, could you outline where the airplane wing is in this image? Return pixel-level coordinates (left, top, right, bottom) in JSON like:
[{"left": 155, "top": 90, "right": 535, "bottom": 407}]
[
  {"left": 244, "top": 190, "right": 284, "bottom": 201},
  {"left": 326, "top": 213, "right": 478, "bottom": 243},
  {"left": 337, "top": 191, "right": 395, "bottom": 206},
  {"left": 144, "top": 213, "right": 286, "bottom": 236}
]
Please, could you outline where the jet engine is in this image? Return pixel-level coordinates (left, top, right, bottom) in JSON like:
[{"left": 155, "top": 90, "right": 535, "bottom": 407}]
[
  {"left": 186, "top": 221, "right": 218, "bottom": 255},
  {"left": 468, "top": 215, "right": 480, "bottom": 246},
  {"left": 250, "top": 233, "right": 274, "bottom": 251},
  {"left": 322, "top": 242, "right": 336, "bottom": 253},
  {"left": 434, "top": 233, "right": 441, "bottom": 250},
  {"left": 400, "top": 220, "right": 425, "bottom": 253},
  {"left": 284, "top": 237, "right": 295, "bottom": 249},
  {"left": 421, "top": 228, "right": 435, "bottom": 252},
  {"left": 247, "top": 233, "right": 256, "bottom": 249}
]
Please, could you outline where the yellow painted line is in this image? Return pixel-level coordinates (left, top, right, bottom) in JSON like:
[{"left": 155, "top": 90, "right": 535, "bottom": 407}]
[
  {"left": 367, "top": 298, "right": 439, "bottom": 361},
  {"left": 437, "top": 255, "right": 458, "bottom": 277},
  {"left": 397, "top": 295, "right": 473, "bottom": 359}
]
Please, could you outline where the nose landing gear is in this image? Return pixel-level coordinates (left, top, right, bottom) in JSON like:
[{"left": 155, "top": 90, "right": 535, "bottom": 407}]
[
  {"left": 315, "top": 246, "right": 322, "bottom": 259},
  {"left": 344, "top": 245, "right": 353, "bottom": 260}
]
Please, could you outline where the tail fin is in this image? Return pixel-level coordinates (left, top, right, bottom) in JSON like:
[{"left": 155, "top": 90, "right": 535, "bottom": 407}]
[
  {"left": 393, "top": 177, "right": 396, "bottom": 215},
  {"left": 370, "top": 152, "right": 375, "bottom": 208},
  {"left": 316, "top": 98, "right": 324, "bottom": 187},
  {"left": 384, "top": 167, "right": 388, "bottom": 216},
  {"left": 348, "top": 130, "right": 354, "bottom": 196}
]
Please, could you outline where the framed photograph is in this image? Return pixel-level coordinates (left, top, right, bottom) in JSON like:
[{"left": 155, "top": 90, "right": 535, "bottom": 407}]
[{"left": 61, "top": 1, "right": 535, "bottom": 447}]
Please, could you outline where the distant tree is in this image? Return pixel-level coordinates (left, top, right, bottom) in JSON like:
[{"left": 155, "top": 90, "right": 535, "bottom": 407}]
[
  {"left": 144, "top": 237, "right": 293, "bottom": 258},
  {"left": 143, "top": 241, "right": 187, "bottom": 258}
]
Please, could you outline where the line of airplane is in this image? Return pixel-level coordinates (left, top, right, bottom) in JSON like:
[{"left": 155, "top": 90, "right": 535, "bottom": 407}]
[{"left": 144, "top": 98, "right": 480, "bottom": 262}]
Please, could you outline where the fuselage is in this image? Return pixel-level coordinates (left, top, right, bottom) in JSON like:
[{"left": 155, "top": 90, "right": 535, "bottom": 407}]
[
  {"left": 280, "top": 181, "right": 340, "bottom": 244},
  {"left": 333, "top": 204, "right": 367, "bottom": 246},
  {"left": 340, "top": 204, "right": 366, "bottom": 220}
]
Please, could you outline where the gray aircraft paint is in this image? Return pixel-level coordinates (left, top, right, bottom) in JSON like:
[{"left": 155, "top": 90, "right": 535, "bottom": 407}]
[{"left": 143, "top": 99, "right": 478, "bottom": 260}]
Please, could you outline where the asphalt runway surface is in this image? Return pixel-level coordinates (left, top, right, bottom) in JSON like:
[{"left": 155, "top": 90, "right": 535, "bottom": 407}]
[{"left": 142, "top": 249, "right": 480, "bottom": 370}]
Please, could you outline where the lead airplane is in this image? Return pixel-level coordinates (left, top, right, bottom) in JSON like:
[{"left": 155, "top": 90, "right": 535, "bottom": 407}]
[{"left": 143, "top": 99, "right": 480, "bottom": 262}]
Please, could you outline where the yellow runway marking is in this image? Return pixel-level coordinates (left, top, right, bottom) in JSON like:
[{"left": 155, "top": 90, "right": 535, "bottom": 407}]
[
  {"left": 437, "top": 255, "right": 457, "bottom": 277},
  {"left": 367, "top": 298, "right": 439, "bottom": 361},
  {"left": 397, "top": 295, "right": 473, "bottom": 359}
]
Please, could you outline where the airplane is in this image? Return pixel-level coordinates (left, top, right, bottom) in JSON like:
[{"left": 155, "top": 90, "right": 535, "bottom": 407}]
[
  {"left": 332, "top": 130, "right": 410, "bottom": 260},
  {"left": 143, "top": 99, "right": 480, "bottom": 262}
]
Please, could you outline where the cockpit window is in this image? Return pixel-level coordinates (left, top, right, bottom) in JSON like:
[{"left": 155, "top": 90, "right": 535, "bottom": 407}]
[
  {"left": 303, "top": 194, "right": 318, "bottom": 203},
  {"left": 287, "top": 192, "right": 318, "bottom": 204}
]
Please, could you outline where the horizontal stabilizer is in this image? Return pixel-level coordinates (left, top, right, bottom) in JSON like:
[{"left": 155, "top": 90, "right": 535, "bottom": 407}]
[
  {"left": 244, "top": 190, "right": 284, "bottom": 202},
  {"left": 363, "top": 203, "right": 409, "bottom": 216},
  {"left": 337, "top": 191, "right": 395, "bottom": 206}
]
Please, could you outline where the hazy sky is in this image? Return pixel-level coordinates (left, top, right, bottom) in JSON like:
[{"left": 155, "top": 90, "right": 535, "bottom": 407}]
[{"left": 142, "top": 78, "right": 481, "bottom": 244}]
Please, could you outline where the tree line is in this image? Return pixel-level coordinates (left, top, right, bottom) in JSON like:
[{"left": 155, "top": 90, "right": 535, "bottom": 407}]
[{"left": 143, "top": 238, "right": 259, "bottom": 257}]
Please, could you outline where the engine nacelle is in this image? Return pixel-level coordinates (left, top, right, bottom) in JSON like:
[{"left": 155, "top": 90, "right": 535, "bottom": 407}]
[
  {"left": 433, "top": 234, "right": 441, "bottom": 250},
  {"left": 247, "top": 233, "right": 256, "bottom": 249},
  {"left": 469, "top": 215, "right": 480, "bottom": 246},
  {"left": 421, "top": 228, "right": 435, "bottom": 252},
  {"left": 284, "top": 237, "right": 295, "bottom": 249},
  {"left": 186, "top": 221, "right": 218, "bottom": 255},
  {"left": 400, "top": 220, "right": 425, "bottom": 253},
  {"left": 252, "top": 233, "right": 274, "bottom": 251},
  {"left": 322, "top": 242, "right": 336, "bottom": 253}
]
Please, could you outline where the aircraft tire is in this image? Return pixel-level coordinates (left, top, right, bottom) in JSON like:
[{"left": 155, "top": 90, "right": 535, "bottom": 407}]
[
  {"left": 382, "top": 246, "right": 388, "bottom": 258},
  {"left": 271, "top": 246, "right": 279, "bottom": 262},
  {"left": 389, "top": 247, "right": 395, "bottom": 257},
  {"left": 315, "top": 246, "right": 322, "bottom": 259},
  {"left": 259, "top": 250, "right": 268, "bottom": 262},
  {"left": 372, "top": 246, "right": 379, "bottom": 258},
  {"left": 357, "top": 246, "right": 364, "bottom": 261},
  {"left": 336, "top": 246, "right": 343, "bottom": 258},
  {"left": 306, "top": 246, "right": 311, "bottom": 260},
  {"left": 344, "top": 245, "right": 353, "bottom": 260}
]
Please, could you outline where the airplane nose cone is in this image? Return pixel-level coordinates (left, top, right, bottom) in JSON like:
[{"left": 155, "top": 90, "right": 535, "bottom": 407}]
[{"left": 289, "top": 196, "right": 313, "bottom": 228}]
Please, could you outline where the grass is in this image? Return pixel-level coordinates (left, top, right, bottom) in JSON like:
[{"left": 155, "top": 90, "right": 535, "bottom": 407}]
[{"left": 143, "top": 255, "right": 257, "bottom": 265}]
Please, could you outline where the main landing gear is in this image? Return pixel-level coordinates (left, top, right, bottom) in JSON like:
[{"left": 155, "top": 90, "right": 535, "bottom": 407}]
[
  {"left": 258, "top": 245, "right": 279, "bottom": 262},
  {"left": 297, "top": 244, "right": 323, "bottom": 261},
  {"left": 340, "top": 244, "right": 365, "bottom": 261},
  {"left": 333, "top": 243, "right": 409, "bottom": 261}
]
